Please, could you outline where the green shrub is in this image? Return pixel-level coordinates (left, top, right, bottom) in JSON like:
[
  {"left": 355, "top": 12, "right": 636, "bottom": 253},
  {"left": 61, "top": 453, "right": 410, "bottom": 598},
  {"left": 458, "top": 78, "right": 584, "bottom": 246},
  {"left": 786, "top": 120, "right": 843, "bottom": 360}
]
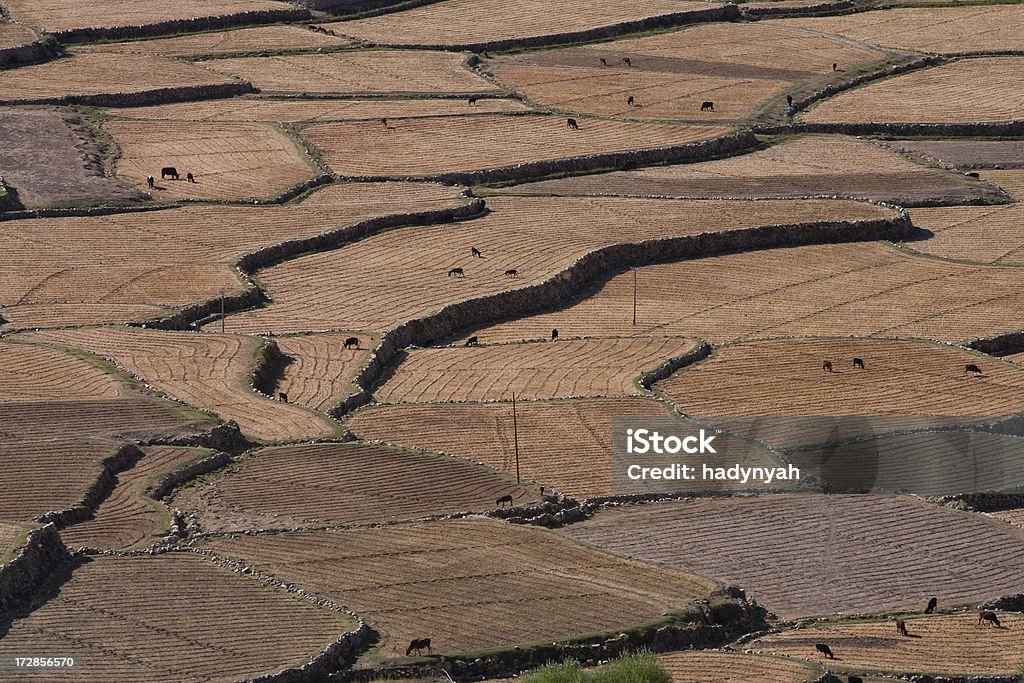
[{"left": 521, "top": 653, "right": 670, "bottom": 683}]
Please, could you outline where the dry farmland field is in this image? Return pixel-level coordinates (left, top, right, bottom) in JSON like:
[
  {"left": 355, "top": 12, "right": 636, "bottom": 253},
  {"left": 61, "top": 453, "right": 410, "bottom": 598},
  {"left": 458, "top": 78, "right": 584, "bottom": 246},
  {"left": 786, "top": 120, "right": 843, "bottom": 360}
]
[
  {"left": 302, "top": 116, "right": 730, "bottom": 176},
  {"left": 658, "top": 651, "right": 822, "bottom": 683},
  {"left": 750, "top": 612, "right": 1024, "bottom": 675},
  {"left": 0, "top": 340, "right": 127, "bottom": 402},
  {"left": 204, "top": 518, "right": 718, "bottom": 659},
  {"left": 0, "top": 23, "right": 38, "bottom": 49},
  {"left": 325, "top": 0, "right": 711, "bottom": 47},
  {"left": 906, "top": 202, "right": 1024, "bottom": 264},
  {"left": 778, "top": 5, "right": 1024, "bottom": 54},
  {"left": 503, "top": 135, "right": 1000, "bottom": 204},
  {"left": 984, "top": 170, "right": 1024, "bottom": 200},
  {"left": 488, "top": 23, "right": 887, "bottom": 121},
  {"left": 801, "top": 57, "right": 1024, "bottom": 124},
  {"left": 196, "top": 51, "right": 498, "bottom": 96},
  {"left": 349, "top": 397, "right": 674, "bottom": 498},
  {"left": 564, "top": 495, "right": 1024, "bottom": 617},
  {"left": 0, "top": 182, "right": 464, "bottom": 330},
  {"left": 889, "top": 140, "right": 1024, "bottom": 169},
  {"left": 377, "top": 336, "right": 699, "bottom": 403},
  {"left": 175, "top": 442, "right": 536, "bottom": 531},
  {"left": 0, "top": 553, "right": 357, "bottom": 682},
  {"left": 79, "top": 25, "right": 351, "bottom": 57},
  {"left": 472, "top": 241, "right": 1024, "bottom": 345},
  {"left": 106, "top": 120, "right": 315, "bottom": 200},
  {"left": 274, "top": 332, "right": 373, "bottom": 411},
  {"left": 224, "top": 196, "right": 891, "bottom": 334}
]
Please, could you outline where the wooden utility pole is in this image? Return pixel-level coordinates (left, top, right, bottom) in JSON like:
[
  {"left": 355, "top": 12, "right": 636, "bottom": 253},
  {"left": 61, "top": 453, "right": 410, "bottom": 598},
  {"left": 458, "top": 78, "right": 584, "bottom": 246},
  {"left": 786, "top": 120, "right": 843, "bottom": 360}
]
[
  {"left": 512, "top": 391, "right": 521, "bottom": 484},
  {"left": 632, "top": 268, "right": 638, "bottom": 326},
  {"left": 220, "top": 289, "right": 226, "bottom": 334}
]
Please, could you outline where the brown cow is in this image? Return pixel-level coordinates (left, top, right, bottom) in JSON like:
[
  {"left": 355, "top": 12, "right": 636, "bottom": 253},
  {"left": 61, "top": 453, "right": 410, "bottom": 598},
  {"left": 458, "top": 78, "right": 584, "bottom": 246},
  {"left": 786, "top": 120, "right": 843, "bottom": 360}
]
[
  {"left": 979, "top": 610, "right": 1002, "bottom": 627},
  {"left": 406, "top": 638, "right": 432, "bottom": 656}
]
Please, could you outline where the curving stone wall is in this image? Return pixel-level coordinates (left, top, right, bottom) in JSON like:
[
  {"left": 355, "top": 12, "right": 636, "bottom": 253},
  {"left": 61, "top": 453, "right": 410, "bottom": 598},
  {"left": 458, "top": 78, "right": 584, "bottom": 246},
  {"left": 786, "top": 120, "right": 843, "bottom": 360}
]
[
  {"left": 34, "top": 444, "right": 145, "bottom": 528},
  {"left": 638, "top": 341, "right": 711, "bottom": 390},
  {"left": 0, "top": 81, "right": 256, "bottom": 108},
  {"left": 50, "top": 9, "right": 313, "bottom": 44},
  {"left": 0, "top": 524, "right": 71, "bottom": 610},
  {"left": 148, "top": 451, "right": 235, "bottom": 501}
]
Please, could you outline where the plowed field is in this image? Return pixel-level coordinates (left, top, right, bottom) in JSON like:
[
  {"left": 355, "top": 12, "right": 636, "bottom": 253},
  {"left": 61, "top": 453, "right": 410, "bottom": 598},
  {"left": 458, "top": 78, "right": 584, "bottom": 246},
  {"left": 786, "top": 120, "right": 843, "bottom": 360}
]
[
  {"left": 80, "top": 25, "right": 349, "bottom": 57},
  {"left": 274, "top": 332, "right": 372, "bottom": 411}
]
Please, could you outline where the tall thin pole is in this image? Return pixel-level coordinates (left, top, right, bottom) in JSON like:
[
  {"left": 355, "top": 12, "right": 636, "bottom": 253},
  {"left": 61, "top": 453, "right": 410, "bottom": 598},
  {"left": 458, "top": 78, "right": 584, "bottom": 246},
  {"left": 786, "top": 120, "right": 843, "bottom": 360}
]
[
  {"left": 632, "top": 268, "right": 638, "bottom": 326},
  {"left": 512, "top": 391, "right": 521, "bottom": 484},
  {"left": 220, "top": 289, "right": 226, "bottom": 334}
]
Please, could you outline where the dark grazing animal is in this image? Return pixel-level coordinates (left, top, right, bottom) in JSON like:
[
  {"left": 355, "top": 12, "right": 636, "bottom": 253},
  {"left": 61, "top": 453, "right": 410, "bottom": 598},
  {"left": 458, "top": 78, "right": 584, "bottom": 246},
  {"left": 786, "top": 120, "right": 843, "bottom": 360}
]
[
  {"left": 600, "top": 57, "right": 608, "bottom": 66},
  {"left": 965, "top": 363, "right": 983, "bottom": 375},
  {"left": 623, "top": 57, "right": 631, "bottom": 66},
  {"left": 496, "top": 494, "right": 513, "bottom": 507},
  {"left": 833, "top": 62, "right": 838, "bottom": 70},
  {"left": 161, "top": 166, "right": 179, "bottom": 180},
  {"left": 853, "top": 357, "right": 865, "bottom": 369},
  {"left": 405, "top": 638, "right": 432, "bottom": 656},
  {"left": 147, "top": 175, "right": 154, "bottom": 189},
  {"left": 504, "top": 269, "right": 519, "bottom": 278},
  {"left": 471, "top": 246, "right": 482, "bottom": 257},
  {"left": 465, "top": 336, "right": 479, "bottom": 347},
  {"left": 448, "top": 267, "right": 465, "bottom": 277},
  {"left": 979, "top": 610, "right": 1001, "bottom": 627},
  {"left": 567, "top": 118, "right": 579, "bottom": 130},
  {"left": 896, "top": 618, "right": 909, "bottom": 637},
  {"left": 343, "top": 336, "right": 360, "bottom": 349},
  {"left": 848, "top": 677, "right": 864, "bottom": 683},
  {"left": 278, "top": 392, "right": 288, "bottom": 402},
  {"left": 701, "top": 101, "right": 714, "bottom": 111},
  {"left": 823, "top": 360, "right": 833, "bottom": 373},
  {"left": 627, "top": 95, "right": 635, "bottom": 106},
  {"left": 815, "top": 643, "right": 835, "bottom": 659},
  {"left": 468, "top": 96, "right": 479, "bottom": 105},
  {"left": 186, "top": 172, "right": 195, "bottom": 183},
  {"left": 925, "top": 597, "right": 937, "bottom": 613},
  {"left": 787, "top": 94, "right": 793, "bottom": 106},
  {"left": 380, "top": 117, "right": 388, "bottom": 129},
  {"left": 551, "top": 328, "right": 558, "bottom": 341},
  {"left": 967, "top": 171, "right": 980, "bottom": 178}
]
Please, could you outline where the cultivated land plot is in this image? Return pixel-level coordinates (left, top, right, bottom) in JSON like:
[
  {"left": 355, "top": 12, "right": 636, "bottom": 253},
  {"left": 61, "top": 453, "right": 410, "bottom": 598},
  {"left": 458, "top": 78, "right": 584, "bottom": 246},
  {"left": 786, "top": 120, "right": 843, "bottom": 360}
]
[
  {"left": 0, "top": 107, "right": 144, "bottom": 209},
  {"left": 0, "top": 340, "right": 127, "bottom": 402},
  {"left": 802, "top": 57, "right": 1024, "bottom": 124},
  {"left": 889, "top": 140, "right": 1024, "bottom": 169},
  {"left": 79, "top": 25, "right": 350, "bottom": 57},
  {"left": 61, "top": 446, "right": 212, "bottom": 551},
  {"left": 32, "top": 328, "right": 338, "bottom": 442},
  {"left": 378, "top": 337, "right": 698, "bottom": 403},
  {"left": 0, "top": 53, "right": 238, "bottom": 103},
  {"left": 302, "top": 116, "right": 730, "bottom": 176},
  {"left": 0, "top": 554, "right": 357, "bottom": 682},
  {"left": 205, "top": 518, "right": 718, "bottom": 659},
  {"left": 274, "top": 332, "right": 372, "bottom": 411},
  {"left": 112, "top": 97, "right": 530, "bottom": 123},
  {"left": 984, "top": 170, "right": 1024, "bottom": 201},
  {"left": 564, "top": 495, "right": 1024, "bottom": 617},
  {"left": 176, "top": 442, "right": 536, "bottom": 531},
  {"left": 0, "top": 0, "right": 292, "bottom": 34},
  {"left": 0, "top": 523, "right": 30, "bottom": 563},
  {"left": 349, "top": 397, "right": 674, "bottom": 498},
  {"left": 0, "top": 22, "right": 37, "bottom": 49},
  {"left": 659, "top": 651, "right": 821, "bottom": 683},
  {"left": 325, "top": 0, "right": 711, "bottom": 47},
  {"left": 196, "top": 51, "right": 496, "bottom": 96},
  {"left": 0, "top": 399, "right": 213, "bottom": 522},
  {"left": 107, "top": 120, "right": 315, "bottom": 201},
  {"left": 503, "top": 135, "right": 999, "bottom": 204},
  {"left": 472, "top": 241, "right": 1024, "bottom": 346},
  {"left": 751, "top": 613, "right": 1024, "bottom": 675},
  {"left": 0, "top": 182, "right": 464, "bottom": 330},
  {"left": 906, "top": 203, "right": 1024, "bottom": 265},
  {"left": 779, "top": 5, "right": 1024, "bottom": 53},
  {"left": 224, "top": 196, "right": 891, "bottom": 334},
  {"left": 488, "top": 23, "right": 887, "bottom": 121}
]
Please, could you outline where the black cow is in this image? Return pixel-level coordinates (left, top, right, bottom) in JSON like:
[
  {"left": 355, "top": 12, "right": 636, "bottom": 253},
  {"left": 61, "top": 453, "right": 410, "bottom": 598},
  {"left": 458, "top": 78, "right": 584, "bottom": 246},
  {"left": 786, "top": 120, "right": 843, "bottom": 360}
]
[
  {"left": 567, "top": 118, "right": 579, "bottom": 130},
  {"left": 343, "top": 337, "right": 360, "bottom": 350},
  {"left": 448, "top": 267, "right": 465, "bottom": 277},
  {"left": 161, "top": 166, "right": 179, "bottom": 180},
  {"left": 966, "top": 363, "right": 983, "bottom": 375},
  {"left": 504, "top": 269, "right": 519, "bottom": 278},
  {"left": 815, "top": 643, "right": 835, "bottom": 659},
  {"left": 823, "top": 360, "right": 833, "bottom": 373},
  {"left": 600, "top": 58, "right": 608, "bottom": 66},
  {"left": 787, "top": 94, "right": 794, "bottom": 106},
  {"left": 465, "top": 336, "right": 479, "bottom": 347},
  {"left": 627, "top": 95, "right": 635, "bottom": 106},
  {"left": 925, "top": 597, "right": 937, "bottom": 614},
  {"left": 147, "top": 175, "right": 154, "bottom": 189},
  {"left": 471, "top": 246, "right": 482, "bottom": 258},
  {"left": 496, "top": 494, "right": 513, "bottom": 507},
  {"left": 186, "top": 172, "right": 195, "bottom": 183},
  {"left": 623, "top": 57, "right": 632, "bottom": 66},
  {"left": 853, "top": 357, "right": 865, "bottom": 369},
  {"left": 700, "top": 101, "right": 715, "bottom": 112},
  {"left": 551, "top": 328, "right": 558, "bottom": 341},
  {"left": 278, "top": 392, "right": 288, "bottom": 403},
  {"left": 468, "top": 96, "right": 479, "bottom": 105}
]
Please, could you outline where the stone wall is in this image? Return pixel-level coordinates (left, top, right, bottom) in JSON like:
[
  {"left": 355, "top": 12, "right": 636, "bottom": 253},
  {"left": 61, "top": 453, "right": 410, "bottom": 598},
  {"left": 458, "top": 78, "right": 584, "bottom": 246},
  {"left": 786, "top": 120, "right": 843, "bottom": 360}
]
[
  {"left": 251, "top": 338, "right": 289, "bottom": 397},
  {"left": 0, "top": 524, "right": 70, "bottom": 611},
  {"left": 34, "top": 444, "right": 145, "bottom": 528},
  {"left": 637, "top": 340, "right": 711, "bottom": 390},
  {"left": 147, "top": 450, "right": 235, "bottom": 501},
  {"left": 0, "top": 38, "right": 55, "bottom": 70},
  {"left": 968, "top": 329, "right": 1024, "bottom": 356},
  {"left": 290, "top": 0, "right": 440, "bottom": 14},
  {"left": 141, "top": 420, "right": 251, "bottom": 452},
  {"left": 741, "top": 0, "right": 854, "bottom": 18},
  {"left": 51, "top": 9, "right": 312, "bottom": 44},
  {"left": 0, "top": 81, "right": 255, "bottom": 108},
  {"left": 0, "top": 203, "right": 172, "bottom": 222},
  {"left": 790, "top": 120, "right": 1024, "bottom": 138}
]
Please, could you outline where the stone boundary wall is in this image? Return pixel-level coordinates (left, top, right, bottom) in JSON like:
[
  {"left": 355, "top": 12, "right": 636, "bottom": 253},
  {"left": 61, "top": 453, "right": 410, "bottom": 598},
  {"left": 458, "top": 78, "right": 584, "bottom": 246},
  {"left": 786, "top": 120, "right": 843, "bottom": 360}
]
[
  {"left": 981, "top": 593, "right": 1024, "bottom": 612},
  {"left": 0, "top": 176, "right": 23, "bottom": 212},
  {"left": 34, "top": 444, "right": 145, "bottom": 528},
  {"left": 740, "top": 0, "right": 854, "bottom": 18},
  {"left": 141, "top": 420, "right": 251, "bottom": 452},
  {"left": 788, "top": 120, "right": 1024, "bottom": 138},
  {"left": 0, "top": 524, "right": 70, "bottom": 611},
  {"left": 935, "top": 492, "right": 1024, "bottom": 513},
  {"left": 637, "top": 340, "right": 711, "bottom": 390},
  {"left": 243, "top": 623, "right": 375, "bottom": 683},
  {"left": 251, "top": 338, "right": 289, "bottom": 397},
  {"left": 0, "top": 81, "right": 256, "bottom": 108},
  {"left": 297, "top": 0, "right": 444, "bottom": 15},
  {"left": 0, "top": 38, "right": 54, "bottom": 69},
  {"left": 51, "top": 9, "right": 312, "bottom": 44},
  {"left": 331, "top": 212, "right": 917, "bottom": 418},
  {"left": 147, "top": 450, "right": 235, "bottom": 501},
  {"left": 0, "top": 202, "right": 173, "bottom": 222},
  {"left": 967, "top": 329, "right": 1024, "bottom": 356}
]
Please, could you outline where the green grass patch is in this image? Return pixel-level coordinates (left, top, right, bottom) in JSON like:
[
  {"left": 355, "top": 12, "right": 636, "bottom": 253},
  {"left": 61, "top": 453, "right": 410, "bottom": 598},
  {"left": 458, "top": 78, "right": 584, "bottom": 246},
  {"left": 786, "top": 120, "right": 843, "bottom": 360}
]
[{"left": 522, "top": 653, "right": 671, "bottom": 683}]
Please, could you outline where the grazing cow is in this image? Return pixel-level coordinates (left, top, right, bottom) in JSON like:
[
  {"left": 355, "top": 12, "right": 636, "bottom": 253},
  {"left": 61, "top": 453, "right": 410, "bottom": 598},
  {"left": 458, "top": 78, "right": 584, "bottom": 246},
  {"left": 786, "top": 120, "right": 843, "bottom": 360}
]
[
  {"left": 551, "top": 328, "right": 558, "bottom": 341},
  {"left": 848, "top": 677, "right": 864, "bottom": 683},
  {"left": 278, "top": 392, "right": 288, "bottom": 403},
  {"left": 627, "top": 95, "right": 635, "bottom": 106},
  {"left": 161, "top": 166, "right": 179, "bottom": 180},
  {"left": 833, "top": 62, "right": 838, "bottom": 71},
  {"left": 853, "top": 357, "right": 865, "bottom": 369},
  {"left": 600, "top": 58, "right": 608, "bottom": 66},
  {"left": 823, "top": 360, "right": 833, "bottom": 373},
  {"left": 925, "top": 597, "right": 937, "bottom": 614},
  {"left": 465, "top": 336, "right": 479, "bottom": 347},
  {"left": 623, "top": 57, "right": 632, "bottom": 66},
  {"left": 496, "top": 494, "right": 513, "bottom": 507},
  {"left": 471, "top": 246, "right": 482, "bottom": 258},
  {"left": 787, "top": 94, "right": 794, "bottom": 106},
  {"left": 504, "top": 269, "right": 519, "bottom": 278},
  {"left": 896, "top": 618, "right": 909, "bottom": 637},
  {"left": 979, "top": 610, "right": 1002, "bottom": 627},
  {"left": 343, "top": 337, "right": 360, "bottom": 350},
  {"left": 815, "top": 643, "right": 835, "bottom": 659},
  {"left": 701, "top": 101, "right": 715, "bottom": 112},
  {"left": 967, "top": 171, "right": 980, "bottom": 178},
  {"left": 146, "top": 175, "right": 154, "bottom": 189},
  {"left": 468, "top": 96, "right": 479, "bottom": 105},
  {"left": 567, "top": 118, "right": 579, "bottom": 130},
  {"left": 380, "top": 118, "right": 389, "bottom": 129},
  {"left": 965, "top": 363, "right": 983, "bottom": 376},
  {"left": 448, "top": 267, "right": 465, "bottom": 277},
  {"left": 186, "top": 172, "right": 195, "bottom": 183},
  {"left": 405, "top": 638, "right": 432, "bottom": 656}
]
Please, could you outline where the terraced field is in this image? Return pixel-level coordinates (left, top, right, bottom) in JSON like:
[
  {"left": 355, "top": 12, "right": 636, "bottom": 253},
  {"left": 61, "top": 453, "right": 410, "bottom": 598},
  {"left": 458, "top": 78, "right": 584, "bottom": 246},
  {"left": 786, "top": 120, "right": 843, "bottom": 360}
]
[
  {"left": 472, "top": 241, "right": 1024, "bottom": 345},
  {"left": 205, "top": 518, "right": 718, "bottom": 659},
  {"left": 107, "top": 120, "right": 315, "bottom": 200},
  {"left": 61, "top": 446, "right": 213, "bottom": 550},
  {"left": 802, "top": 57, "right": 1024, "bottom": 124},
  {"left": 0, "top": 340, "right": 127, "bottom": 402},
  {"left": 0, "top": 22, "right": 38, "bottom": 49},
  {"left": 984, "top": 170, "right": 1024, "bottom": 201},
  {"left": 890, "top": 140, "right": 1024, "bottom": 169},
  {"left": 348, "top": 397, "right": 675, "bottom": 498},
  {"left": 751, "top": 613, "right": 1024, "bottom": 675},
  {"left": 325, "top": 0, "right": 711, "bottom": 46},
  {"left": 0, "top": 182, "right": 464, "bottom": 330},
  {"left": 488, "top": 23, "right": 887, "bottom": 121},
  {"left": 274, "top": 332, "right": 373, "bottom": 411},
  {"left": 0, "top": 554, "right": 357, "bottom": 681},
  {"left": 564, "top": 495, "right": 1024, "bottom": 617},
  {"left": 502, "top": 135, "right": 1002, "bottom": 204},
  {"left": 196, "top": 51, "right": 497, "bottom": 96},
  {"left": 31, "top": 328, "right": 338, "bottom": 442},
  {"left": 0, "top": 53, "right": 238, "bottom": 103},
  {"left": 112, "top": 97, "right": 530, "bottom": 123},
  {"left": 377, "top": 336, "right": 698, "bottom": 403},
  {"left": 779, "top": 5, "right": 1024, "bottom": 53},
  {"left": 0, "top": 522, "right": 30, "bottom": 563},
  {"left": 659, "top": 651, "right": 821, "bottom": 683},
  {"left": 176, "top": 442, "right": 536, "bottom": 531},
  {"left": 224, "top": 196, "right": 892, "bottom": 334},
  {"left": 80, "top": 25, "right": 350, "bottom": 56},
  {"left": 907, "top": 202, "right": 1024, "bottom": 264},
  {"left": 302, "top": 116, "right": 730, "bottom": 176}
]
